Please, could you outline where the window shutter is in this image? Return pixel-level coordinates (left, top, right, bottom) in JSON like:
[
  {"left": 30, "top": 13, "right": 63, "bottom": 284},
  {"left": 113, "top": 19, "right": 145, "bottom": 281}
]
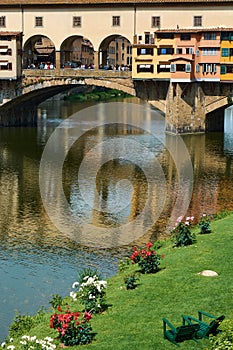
[
  {"left": 220, "top": 65, "right": 226, "bottom": 74},
  {"left": 186, "top": 64, "right": 191, "bottom": 72},
  {"left": 170, "top": 64, "right": 176, "bottom": 72}
]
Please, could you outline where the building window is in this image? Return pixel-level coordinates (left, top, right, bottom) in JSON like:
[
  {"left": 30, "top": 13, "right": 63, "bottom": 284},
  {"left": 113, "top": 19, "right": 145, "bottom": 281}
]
[
  {"left": 180, "top": 34, "right": 191, "bottom": 41},
  {"left": 176, "top": 64, "right": 186, "bottom": 71},
  {"left": 221, "top": 32, "right": 233, "bottom": 41},
  {"left": 0, "top": 46, "right": 9, "bottom": 55},
  {"left": 193, "top": 16, "right": 202, "bottom": 27},
  {"left": 157, "top": 64, "right": 171, "bottom": 73},
  {"left": 112, "top": 16, "right": 120, "bottom": 26},
  {"left": 0, "top": 16, "right": 6, "bottom": 27},
  {"left": 137, "top": 64, "right": 154, "bottom": 73},
  {"left": 202, "top": 63, "right": 217, "bottom": 73},
  {"left": 157, "top": 33, "right": 174, "bottom": 39},
  {"left": 137, "top": 48, "right": 153, "bottom": 55},
  {"left": 151, "top": 16, "right": 160, "bottom": 28},
  {"left": 222, "top": 48, "right": 229, "bottom": 57},
  {"left": 176, "top": 48, "right": 182, "bottom": 54},
  {"left": 0, "top": 61, "right": 9, "bottom": 70},
  {"left": 204, "top": 32, "right": 216, "bottom": 40},
  {"left": 158, "top": 47, "right": 174, "bottom": 55},
  {"left": 186, "top": 48, "right": 193, "bottom": 54},
  {"left": 202, "top": 48, "right": 217, "bottom": 55},
  {"left": 35, "top": 17, "right": 43, "bottom": 27},
  {"left": 73, "top": 16, "right": 81, "bottom": 27},
  {"left": 220, "top": 65, "right": 233, "bottom": 74},
  {"left": 196, "top": 64, "right": 200, "bottom": 72}
]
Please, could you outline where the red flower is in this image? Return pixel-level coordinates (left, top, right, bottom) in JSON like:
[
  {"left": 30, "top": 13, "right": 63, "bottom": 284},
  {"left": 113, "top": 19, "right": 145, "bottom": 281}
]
[
  {"left": 57, "top": 306, "right": 62, "bottom": 312},
  {"left": 83, "top": 311, "right": 92, "bottom": 321},
  {"left": 146, "top": 242, "right": 153, "bottom": 249},
  {"left": 161, "top": 254, "right": 165, "bottom": 259}
]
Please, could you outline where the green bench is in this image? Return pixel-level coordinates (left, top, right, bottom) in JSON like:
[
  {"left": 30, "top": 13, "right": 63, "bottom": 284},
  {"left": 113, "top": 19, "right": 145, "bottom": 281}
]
[
  {"left": 182, "top": 310, "right": 225, "bottom": 339},
  {"left": 163, "top": 317, "right": 200, "bottom": 346}
]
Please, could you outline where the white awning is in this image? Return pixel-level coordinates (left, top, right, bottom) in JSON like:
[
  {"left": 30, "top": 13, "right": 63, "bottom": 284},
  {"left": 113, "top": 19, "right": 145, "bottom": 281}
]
[
  {"left": 0, "top": 48, "right": 8, "bottom": 53},
  {"left": 139, "top": 64, "right": 151, "bottom": 68},
  {"left": 0, "top": 62, "right": 8, "bottom": 66}
]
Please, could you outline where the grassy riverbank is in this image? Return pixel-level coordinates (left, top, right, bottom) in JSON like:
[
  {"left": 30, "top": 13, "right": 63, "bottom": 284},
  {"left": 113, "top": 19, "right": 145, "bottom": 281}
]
[
  {"left": 5, "top": 213, "right": 233, "bottom": 349},
  {"left": 64, "top": 87, "right": 133, "bottom": 102}
]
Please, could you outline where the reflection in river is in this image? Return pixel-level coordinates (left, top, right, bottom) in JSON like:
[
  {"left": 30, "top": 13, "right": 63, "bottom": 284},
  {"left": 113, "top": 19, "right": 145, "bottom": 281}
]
[{"left": 1, "top": 97, "right": 233, "bottom": 340}]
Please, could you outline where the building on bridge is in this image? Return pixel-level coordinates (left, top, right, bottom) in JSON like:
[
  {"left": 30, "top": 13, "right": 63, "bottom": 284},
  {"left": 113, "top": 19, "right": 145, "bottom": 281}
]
[
  {"left": 1, "top": 0, "right": 233, "bottom": 133},
  {"left": 132, "top": 28, "right": 233, "bottom": 82}
]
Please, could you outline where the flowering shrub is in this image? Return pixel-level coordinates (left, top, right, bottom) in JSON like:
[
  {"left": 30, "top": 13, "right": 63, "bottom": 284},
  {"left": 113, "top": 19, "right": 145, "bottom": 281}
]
[
  {"left": 130, "top": 242, "right": 164, "bottom": 274},
  {"left": 1, "top": 336, "right": 56, "bottom": 350},
  {"left": 199, "top": 214, "right": 211, "bottom": 234},
  {"left": 50, "top": 307, "right": 94, "bottom": 346},
  {"left": 208, "top": 320, "right": 233, "bottom": 350},
  {"left": 70, "top": 275, "right": 107, "bottom": 314},
  {"left": 171, "top": 216, "right": 196, "bottom": 247}
]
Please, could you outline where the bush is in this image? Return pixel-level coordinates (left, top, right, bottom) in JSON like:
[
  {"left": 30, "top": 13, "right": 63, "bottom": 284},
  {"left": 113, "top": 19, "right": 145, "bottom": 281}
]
[
  {"left": 50, "top": 307, "right": 94, "bottom": 346},
  {"left": 8, "top": 313, "right": 34, "bottom": 338},
  {"left": 208, "top": 320, "right": 233, "bottom": 350},
  {"left": 124, "top": 274, "right": 139, "bottom": 290},
  {"left": 130, "top": 242, "right": 164, "bottom": 274},
  {"left": 171, "top": 217, "right": 196, "bottom": 247},
  {"left": 49, "top": 294, "right": 63, "bottom": 310},
  {"left": 70, "top": 274, "right": 107, "bottom": 314},
  {"left": 199, "top": 214, "right": 211, "bottom": 234}
]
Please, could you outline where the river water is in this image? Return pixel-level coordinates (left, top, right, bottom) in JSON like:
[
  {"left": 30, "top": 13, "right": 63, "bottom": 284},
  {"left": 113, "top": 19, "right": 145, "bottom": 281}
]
[{"left": 1, "top": 96, "right": 233, "bottom": 341}]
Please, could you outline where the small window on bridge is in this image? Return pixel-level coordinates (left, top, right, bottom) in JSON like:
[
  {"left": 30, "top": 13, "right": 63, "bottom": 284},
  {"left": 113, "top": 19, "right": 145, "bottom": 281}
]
[
  {"left": 35, "top": 17, "right": 43, "bottom": 27},
  {"left": 0, "top": 16, "right": 6, "bottom": 28},
  {"left": 112, "top": 16, "right": 120, "bottom": 27},
  {"left": 73, "top": 16, "right": 82, "bottom": 27},
  {"left": 0, "top": 61, "right": 9, "bottom": 70}
]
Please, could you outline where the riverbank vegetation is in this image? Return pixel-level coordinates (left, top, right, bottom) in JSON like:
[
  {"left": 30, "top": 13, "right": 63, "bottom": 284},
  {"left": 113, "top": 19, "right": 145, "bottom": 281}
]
[
  {"left": 2, "top": 212, "right": 233, "bottom": 349},
  {"left": 64, "top": 87, "right": 133, "bottom": 102}
]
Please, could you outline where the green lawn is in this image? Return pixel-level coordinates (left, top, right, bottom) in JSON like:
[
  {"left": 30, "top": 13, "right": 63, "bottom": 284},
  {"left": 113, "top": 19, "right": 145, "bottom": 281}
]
[{"left": 6, "top": 213, "right": 233, "bottom": 350}]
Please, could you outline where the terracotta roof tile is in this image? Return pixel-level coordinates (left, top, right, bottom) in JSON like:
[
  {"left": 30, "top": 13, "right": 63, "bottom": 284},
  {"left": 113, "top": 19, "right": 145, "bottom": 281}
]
[{"left": 0, "top": 0, "right": 233, "bottom": 5}]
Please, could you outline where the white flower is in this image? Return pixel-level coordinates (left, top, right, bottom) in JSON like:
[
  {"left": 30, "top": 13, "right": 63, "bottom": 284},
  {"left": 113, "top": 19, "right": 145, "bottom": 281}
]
[
  {"left": 1, "top": 342, "right": 6, "bottom": 348},
  {"left": 6, "top": 346, "right": 15, "bottom": 350},
  {"left": 9, "top": 340, "right": 13, "bottom": 344},
  {"left": 72, "top": 281, "right": 79, "bottom": 289},
  {"left": 70, "top": 291, "right": 77, "bottom": 300},
  {"left": 20, "top": 341, "right": 27, "bottom": 345}
]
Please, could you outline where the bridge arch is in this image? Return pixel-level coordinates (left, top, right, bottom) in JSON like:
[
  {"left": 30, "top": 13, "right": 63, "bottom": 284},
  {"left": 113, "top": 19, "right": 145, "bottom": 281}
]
[
  {"left": 98, "top": 34, "right": 132, "bottom": 69},
  {"left": 23, "top": 35, "right": 56, "bottom": 69},
  {"left": 60, "top": 35, "right": 94, "bottom": 69}
]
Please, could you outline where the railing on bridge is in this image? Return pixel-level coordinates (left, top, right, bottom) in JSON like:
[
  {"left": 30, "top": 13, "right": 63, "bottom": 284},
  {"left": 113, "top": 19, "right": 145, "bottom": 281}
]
[{"left": 23, "top": 68, "right": 132, "bottom": 79}]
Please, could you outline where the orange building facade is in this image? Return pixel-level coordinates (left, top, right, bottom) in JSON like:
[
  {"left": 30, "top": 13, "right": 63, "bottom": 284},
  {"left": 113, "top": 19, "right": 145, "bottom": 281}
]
[{"left": 132, "top": 28, "right": 233, "bottom": 82}]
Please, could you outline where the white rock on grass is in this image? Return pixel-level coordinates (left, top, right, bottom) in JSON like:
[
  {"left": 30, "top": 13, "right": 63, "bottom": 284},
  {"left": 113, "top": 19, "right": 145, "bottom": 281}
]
[{"left": 198, "top": 270, "right": 218, "bottom": 277}]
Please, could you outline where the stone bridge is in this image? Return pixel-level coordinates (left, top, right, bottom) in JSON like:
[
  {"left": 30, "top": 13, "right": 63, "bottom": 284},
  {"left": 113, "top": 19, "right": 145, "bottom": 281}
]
[{"left": 0, "top": 68, "right": 232, "bottom": 133}]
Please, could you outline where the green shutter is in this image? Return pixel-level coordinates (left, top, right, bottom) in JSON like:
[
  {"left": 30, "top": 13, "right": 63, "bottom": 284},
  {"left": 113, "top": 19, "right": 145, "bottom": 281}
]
[
  {"left": 220, "top": 65, "right": 226, "bottom": 74},
  {"left": 170, "top": 64, "right": 176, "bottom": 72}
]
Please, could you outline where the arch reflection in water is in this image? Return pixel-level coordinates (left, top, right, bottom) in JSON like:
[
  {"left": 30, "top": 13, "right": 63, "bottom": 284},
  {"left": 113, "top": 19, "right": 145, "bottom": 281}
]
[{"left": 39, "top": 102, "right": 193, "bottom": 248}]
